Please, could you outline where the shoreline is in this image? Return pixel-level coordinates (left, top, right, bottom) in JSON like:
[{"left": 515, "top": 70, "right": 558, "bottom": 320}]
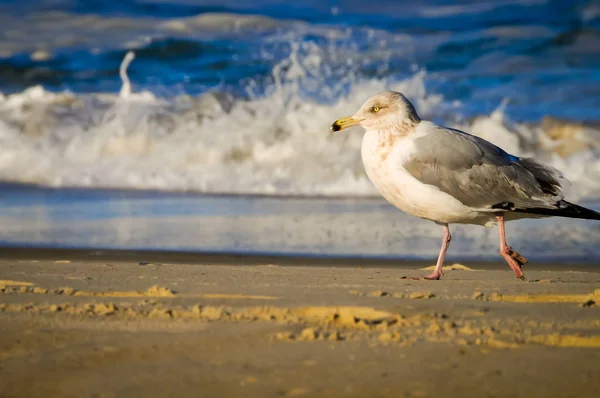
[
  {"left": 1, "top": 246, "right": 600, "bottom": 271},
  {"left": 3, "top": 184, "right": 600, "bottom": 262}
]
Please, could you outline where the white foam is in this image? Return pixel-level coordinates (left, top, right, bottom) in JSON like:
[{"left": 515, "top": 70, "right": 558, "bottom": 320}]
[{"left": 1, "top": 51, "right": 599, "bottom": 200}]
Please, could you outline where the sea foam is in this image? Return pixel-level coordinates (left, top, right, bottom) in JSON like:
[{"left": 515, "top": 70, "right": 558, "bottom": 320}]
[{"left": 1, "top": 50, "right": 599, "bottom": 200}]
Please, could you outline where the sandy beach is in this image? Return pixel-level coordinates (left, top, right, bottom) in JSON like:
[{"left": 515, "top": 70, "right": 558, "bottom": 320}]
[
  {"left": 2, "top": 0, "right": 600, "bottom": 396},
  {"left": 0, "top": 250, "right": 598, "bottom": 397}
]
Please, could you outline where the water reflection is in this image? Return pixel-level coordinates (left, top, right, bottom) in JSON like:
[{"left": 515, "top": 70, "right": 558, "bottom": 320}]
[{"left": 1, "top": 184, "right": 599, "bottom": 262}]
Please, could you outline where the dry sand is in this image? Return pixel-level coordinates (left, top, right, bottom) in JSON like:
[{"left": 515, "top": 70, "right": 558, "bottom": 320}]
[{"left": 0, "top": 250, "right": 599, "bottom": 397}]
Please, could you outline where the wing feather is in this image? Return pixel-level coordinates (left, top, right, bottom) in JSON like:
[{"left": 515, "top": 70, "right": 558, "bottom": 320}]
[{"left": 403, "top": 124, "right": 564, "bottom": 210}]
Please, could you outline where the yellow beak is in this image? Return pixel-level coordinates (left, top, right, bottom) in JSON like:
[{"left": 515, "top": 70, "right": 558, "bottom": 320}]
[{"left": 330, "top": 116, "right": 362, "bottom": 132}]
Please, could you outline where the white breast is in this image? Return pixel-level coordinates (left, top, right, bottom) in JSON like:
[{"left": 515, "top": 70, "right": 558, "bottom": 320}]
[{"left": 361, "top": 129, "right": 485, "bottom": 225}]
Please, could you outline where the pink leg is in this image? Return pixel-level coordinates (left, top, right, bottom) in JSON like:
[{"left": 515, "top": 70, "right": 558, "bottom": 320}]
[
  {"left": 496, "top": 214, "right": 527, "bottom": 280},
  {"left": 405, "top": 224, "right": 451, "bottom": 280}
]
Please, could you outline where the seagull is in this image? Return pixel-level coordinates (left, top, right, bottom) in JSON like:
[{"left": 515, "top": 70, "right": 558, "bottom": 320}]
[{"left": 331, "top": 91, "right": 600, "bottom": 280}]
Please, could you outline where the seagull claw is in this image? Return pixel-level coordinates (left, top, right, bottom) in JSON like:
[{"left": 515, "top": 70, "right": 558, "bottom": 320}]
[
  {"left": 508, "top": 248, "right": 527, "bottom": 281},
  {"left": 508, "top": 248, "right": 528, "bottom": 266}
]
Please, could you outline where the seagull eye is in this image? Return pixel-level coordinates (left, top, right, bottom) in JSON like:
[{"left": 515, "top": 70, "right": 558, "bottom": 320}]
[{"left": 371, "top": 106, "right": 380, "bottom": 113}]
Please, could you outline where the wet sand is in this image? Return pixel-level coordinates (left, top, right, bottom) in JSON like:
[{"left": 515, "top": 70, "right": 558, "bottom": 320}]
[{"left": 0, "top": 251, "right": 599, "bottom": 397}]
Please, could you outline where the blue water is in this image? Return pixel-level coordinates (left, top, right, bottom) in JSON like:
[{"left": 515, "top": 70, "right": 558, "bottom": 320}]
[
  {"left": 2, "top": 183, "right": 599, "bottom": 261},
  {"left": 1, "top": 1, "right": 600, "bottom": 257},
  {"left": 0, "top": 0, "right": 599, "bottom": 122}
]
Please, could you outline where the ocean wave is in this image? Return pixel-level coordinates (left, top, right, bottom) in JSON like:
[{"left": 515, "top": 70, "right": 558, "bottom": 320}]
[{"left": 1, "top": 50, "right": 600, "bottom": 200}]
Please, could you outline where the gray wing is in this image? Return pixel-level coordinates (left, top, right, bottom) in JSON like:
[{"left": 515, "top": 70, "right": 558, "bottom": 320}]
[{"left": 404, "top": 124, "right": 565, "bottom": 210}]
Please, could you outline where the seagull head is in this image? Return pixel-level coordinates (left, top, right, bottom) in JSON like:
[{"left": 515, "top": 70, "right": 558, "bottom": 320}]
[{"left": 331, "top": 91, "right": 421, "bottom": 133}]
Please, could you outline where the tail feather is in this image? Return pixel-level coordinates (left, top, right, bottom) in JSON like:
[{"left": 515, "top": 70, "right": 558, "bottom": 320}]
[{"left": 509, "top": 200, "right": 600, "bottom": 220}]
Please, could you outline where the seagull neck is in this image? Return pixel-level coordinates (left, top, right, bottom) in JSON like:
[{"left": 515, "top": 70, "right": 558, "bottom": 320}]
[{"left": 376, "top": 120, "right": 419, "bottom": 139}]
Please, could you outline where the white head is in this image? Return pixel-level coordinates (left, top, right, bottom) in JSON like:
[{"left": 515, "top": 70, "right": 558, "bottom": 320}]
[{"left": 331, "top": 91, "right": 421, "bottom": 133}]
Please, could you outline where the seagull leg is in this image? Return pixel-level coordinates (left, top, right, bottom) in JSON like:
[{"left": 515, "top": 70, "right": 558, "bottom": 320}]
[
  {"left": 496, "top": 214, "right": 527, "bottom": 280},
  {"left": 404, "top": 224, "right": 451, "bottom": 280}
]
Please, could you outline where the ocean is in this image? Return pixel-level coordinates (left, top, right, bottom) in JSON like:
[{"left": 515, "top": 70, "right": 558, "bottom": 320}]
[{"left": 0, "top": 0, "right": 599, "bottom": 259}]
